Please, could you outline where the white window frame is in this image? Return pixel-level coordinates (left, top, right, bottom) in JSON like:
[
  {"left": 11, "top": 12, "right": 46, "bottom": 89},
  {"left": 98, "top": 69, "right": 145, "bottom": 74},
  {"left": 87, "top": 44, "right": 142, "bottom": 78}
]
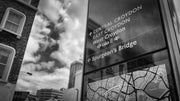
[
  {"left": 0, "top": 43, "right": 15, "bottom": 82},
  {"left": 0, "top": 8, "right": 26, "bottom": 39}
]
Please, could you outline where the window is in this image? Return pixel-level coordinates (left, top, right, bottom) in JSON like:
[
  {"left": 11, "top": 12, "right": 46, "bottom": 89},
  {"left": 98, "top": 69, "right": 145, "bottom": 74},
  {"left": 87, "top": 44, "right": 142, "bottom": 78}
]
[
  {"left": 0, "top": 43, "right": 15, "bottom": 82},
  {"left": 0, "top": 8, "right": 26, "bottom": 38}
]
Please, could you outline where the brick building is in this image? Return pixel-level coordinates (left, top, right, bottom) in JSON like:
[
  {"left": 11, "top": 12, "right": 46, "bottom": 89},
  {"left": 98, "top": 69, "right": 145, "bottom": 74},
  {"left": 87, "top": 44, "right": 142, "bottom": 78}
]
[{"left": 0, "top": 0, "right": 40, "bottom": 101}]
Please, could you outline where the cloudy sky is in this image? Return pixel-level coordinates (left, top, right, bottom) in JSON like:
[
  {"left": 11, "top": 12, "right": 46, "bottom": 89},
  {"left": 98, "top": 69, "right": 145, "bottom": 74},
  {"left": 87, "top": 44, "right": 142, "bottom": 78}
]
[{"left": 16, "top": 0, "right": 88, "bottom": 94}]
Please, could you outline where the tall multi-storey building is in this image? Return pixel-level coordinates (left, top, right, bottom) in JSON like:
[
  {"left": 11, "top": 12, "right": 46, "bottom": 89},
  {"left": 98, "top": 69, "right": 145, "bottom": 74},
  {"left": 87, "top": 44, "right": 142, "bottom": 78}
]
[
  {"left": 68, "top": 61, "right": 83, "bottom": 88},
  {"left": 12, "top": 91, "right": 30, "bottom": 101},
  {"left": 65, "top": 61, "right": 83, "bottom": 101},
  {"left": 36, "top": 89, "right": 63, "bottom": 101},
  {"left": 74, "top": 64, "right": 83, "bottom": 101},
  {"left": 62, "top": 88, "right": 79, "bottom": 101},
  {"left": 0, "top": 0, "right": 40, "bottom": 101},
  {"left": 13, "top": 91, "right": 38, "bottom": 101},
  {"left": 26, "top": 94, "right": 39, "bottom": 101}
]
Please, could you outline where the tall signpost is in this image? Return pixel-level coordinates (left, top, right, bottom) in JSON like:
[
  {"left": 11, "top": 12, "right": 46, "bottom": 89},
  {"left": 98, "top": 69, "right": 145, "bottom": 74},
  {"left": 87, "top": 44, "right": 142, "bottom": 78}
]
[{"left": 82, "top": 0, "right": 180, "bottom": 101}]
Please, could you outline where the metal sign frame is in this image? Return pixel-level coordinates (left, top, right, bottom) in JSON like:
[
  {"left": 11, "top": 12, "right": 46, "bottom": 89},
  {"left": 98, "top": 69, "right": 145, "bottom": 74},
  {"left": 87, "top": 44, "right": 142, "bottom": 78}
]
[
  {"left": 159, "top": 0, "right": 180, "bottom": 99},
  {"left": 81, "top": 0, "right": 180, "bottom": 100}
]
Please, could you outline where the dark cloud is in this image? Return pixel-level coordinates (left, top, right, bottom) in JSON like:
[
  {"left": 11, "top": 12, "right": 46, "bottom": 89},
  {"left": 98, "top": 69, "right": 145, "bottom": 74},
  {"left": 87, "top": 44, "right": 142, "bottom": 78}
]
[
  {"left": 33, "top": 43, "right": 59, "bottom": 61},
  {"left": 23, "top": 61, "right": 36, "bottom": 65},
  {"left": 36, "top": 11, "right": 50, "bottom": 21},
  {"left": 30, "top": 42, "right": 66, "bottom": 73},
  {"left": 35, "top": 66, "right": 55, "bottom": 74},
  {"left": 47, "top": 21, "right": 65, "bottom": 40},
  {"left": 24, "top": 0, "right": 68, "bottom": 73}
]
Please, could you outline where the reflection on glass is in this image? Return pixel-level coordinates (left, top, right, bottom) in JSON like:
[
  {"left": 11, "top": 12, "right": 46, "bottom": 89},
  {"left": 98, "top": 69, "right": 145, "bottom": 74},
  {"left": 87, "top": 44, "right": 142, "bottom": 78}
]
[
  {"left": 83, "top": 50, "right": 178, "bottom": 101},
  {"left": 85, "top": 0, "right": 166, "bottom": 73},
  {"left": 87, "top": 64, "right": 170, "bottom": 101}
]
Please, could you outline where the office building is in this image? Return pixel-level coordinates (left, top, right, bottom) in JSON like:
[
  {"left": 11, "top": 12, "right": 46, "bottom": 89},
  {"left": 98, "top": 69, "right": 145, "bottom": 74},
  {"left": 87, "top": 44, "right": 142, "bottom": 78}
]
[
  {"left": 68, "top": 61, "right": 83, "bottom": 88},
  {"left": 13, "top": 91, "right": 30, "bottom": 101},
  {"left": 0, "top": 0, "right": 40, "bottom": 101},
  {"left": 25, "top": 94, "right": 39, "bottom": 101},
  {"left": 62, "top": 88, "right": 78, "bottom": 101},
  {"left": 74, "top": 65, "right": 83, "bottom": 101},
  {"left": 63, "top": 61, "right": 83, "bottom": 101},
  {"left": 13, "top": 91, "right": 38, "bottom": 101},
  {"left": 36, "top": 89, "right": 63, "bottom": 101}
]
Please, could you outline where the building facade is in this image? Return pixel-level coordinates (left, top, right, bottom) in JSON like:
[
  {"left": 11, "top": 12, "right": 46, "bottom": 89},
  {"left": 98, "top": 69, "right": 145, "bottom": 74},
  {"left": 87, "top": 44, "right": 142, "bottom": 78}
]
[
  {"left": 64, "top": 61, "right": 83, "bottom": 101},
  {"left": 13, "top": 91, "right": 30, "bottom": 101},
  {"left": 0, "top": 0, "right": 39, "bottom": 101},
  {"left": 36, "top": 89, "right": 63, "bottom": 101},
  {"left": 62, "top": 88, "right": 78, "bottom": 101},
  {"left": 74, "top": 66, "right": 83, "bottom": 101},
  {"left": 13, "top": 91, "right": 38, "bottom": 101},
  {"left": 68, "top": 61, "right": 83, "bottom": 88},
  {"left": 25, "top": 94, "right": 39, "bottom": 101},
  {"left": 82, "top": 0, "right": 180, "bottom": 101}
]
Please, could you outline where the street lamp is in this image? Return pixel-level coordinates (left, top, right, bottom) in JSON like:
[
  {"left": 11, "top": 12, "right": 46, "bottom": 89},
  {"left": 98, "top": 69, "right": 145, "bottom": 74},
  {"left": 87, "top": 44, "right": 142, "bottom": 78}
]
[
  {"left": 20, "top": 71, "right": 32, "bottom": 76},
  {"left": 75, "top": 88, "right": 79, "bottom": 101},
  {"left": 15, "top": 71, "right": 32, "bottom": 79}
]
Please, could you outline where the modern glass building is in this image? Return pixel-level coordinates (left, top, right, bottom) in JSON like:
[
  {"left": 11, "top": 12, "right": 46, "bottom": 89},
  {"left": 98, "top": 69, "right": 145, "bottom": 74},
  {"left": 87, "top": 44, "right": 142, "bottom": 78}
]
[{"left": 82, "top": 0, "right": 180, "bottom": 101}]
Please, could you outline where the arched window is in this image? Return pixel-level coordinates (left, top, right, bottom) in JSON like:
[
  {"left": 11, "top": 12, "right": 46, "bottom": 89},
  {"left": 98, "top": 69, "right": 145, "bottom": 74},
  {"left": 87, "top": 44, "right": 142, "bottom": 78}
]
[
  {"left": 0, "top": 43, "right": 15, "bottom": 82},
  {"left": 0, "top": 8, "right": 26, "bottom": 38}
]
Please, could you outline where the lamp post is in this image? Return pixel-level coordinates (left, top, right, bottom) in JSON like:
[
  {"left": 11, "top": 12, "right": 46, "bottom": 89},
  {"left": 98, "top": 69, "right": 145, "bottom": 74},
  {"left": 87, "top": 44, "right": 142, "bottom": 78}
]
[
  {"left": 15, "top": 71, "right": 33, "bottom": 80},
  {"left": 75, "top": 88, "right": 79, "bottom": 101},
  {"left": 20, "top": 71, "right": 32, "bottom": 76}
]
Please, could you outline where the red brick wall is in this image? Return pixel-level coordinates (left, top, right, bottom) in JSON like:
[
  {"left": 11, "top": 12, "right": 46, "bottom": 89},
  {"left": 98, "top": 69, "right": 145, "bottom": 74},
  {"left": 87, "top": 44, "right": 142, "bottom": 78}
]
[{"left": 0, "top": 0, "right": 40, "bottom": 84}]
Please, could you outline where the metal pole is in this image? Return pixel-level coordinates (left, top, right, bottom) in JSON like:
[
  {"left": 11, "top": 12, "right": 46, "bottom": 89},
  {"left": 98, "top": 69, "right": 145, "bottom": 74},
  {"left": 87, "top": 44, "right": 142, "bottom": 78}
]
[{"left": 75, "top": 89, "right": 79, "bottom": 101}]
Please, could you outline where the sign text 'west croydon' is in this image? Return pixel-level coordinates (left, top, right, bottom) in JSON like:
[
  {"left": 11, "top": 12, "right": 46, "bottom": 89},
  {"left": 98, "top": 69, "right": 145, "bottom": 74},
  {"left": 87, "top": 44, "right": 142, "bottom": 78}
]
[{"left": 89, "top": 5, "right": 142, "bottom": 49}]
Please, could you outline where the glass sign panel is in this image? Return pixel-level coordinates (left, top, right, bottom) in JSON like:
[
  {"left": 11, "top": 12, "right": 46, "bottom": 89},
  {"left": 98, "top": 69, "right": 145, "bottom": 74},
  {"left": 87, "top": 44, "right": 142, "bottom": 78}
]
[{"left": 85, "top": 0, "right": 166, "bottom": 73}]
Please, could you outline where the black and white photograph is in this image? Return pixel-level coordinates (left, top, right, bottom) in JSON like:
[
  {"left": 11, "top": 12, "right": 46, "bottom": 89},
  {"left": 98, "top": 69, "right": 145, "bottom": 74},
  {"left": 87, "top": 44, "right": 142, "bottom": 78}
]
[{"left": 0, "top": 0, "right": 180, "bottom": 101}]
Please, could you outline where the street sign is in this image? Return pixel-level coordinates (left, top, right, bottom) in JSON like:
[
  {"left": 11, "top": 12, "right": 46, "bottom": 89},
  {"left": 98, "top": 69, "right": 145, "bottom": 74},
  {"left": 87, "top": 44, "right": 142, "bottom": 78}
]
[{"left": 85, "top": 0, "right": 166, "bottom": 73}]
